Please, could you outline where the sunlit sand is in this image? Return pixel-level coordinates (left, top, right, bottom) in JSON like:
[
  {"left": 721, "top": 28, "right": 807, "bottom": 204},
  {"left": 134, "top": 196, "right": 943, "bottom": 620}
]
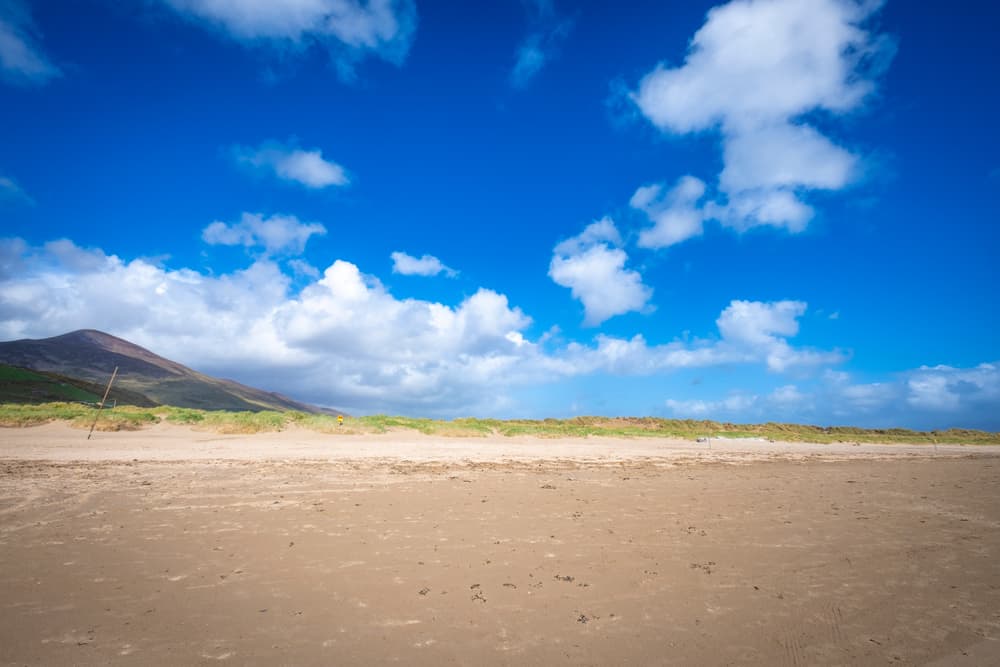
[{"left": 2, "top": 424, "right": 998, "bottom": 665}]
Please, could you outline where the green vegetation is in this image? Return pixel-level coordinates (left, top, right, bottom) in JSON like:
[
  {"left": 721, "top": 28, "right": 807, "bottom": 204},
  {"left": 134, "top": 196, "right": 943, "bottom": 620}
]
[
  {"left": 0, "top": 403, "right": 997, "bottom": 444},
  {"left": 0, "top": 402, "right": 159, "bottom": 430},
  {"left": 0, "top": 365, "right": 103, "bottom": 404},
  {"left": 192, "top": 410, "right": 288, "bottom": 434},
  {"left": 0, "top": 363, "right": 158, "bottom": 407}
]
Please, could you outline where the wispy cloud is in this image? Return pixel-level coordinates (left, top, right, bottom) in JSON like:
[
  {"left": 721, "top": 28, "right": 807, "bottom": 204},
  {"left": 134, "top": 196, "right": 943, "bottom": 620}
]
[
  {"left": 510, "top": 0, "right": 572, "bottom": 88},
  {"left": 666, "top": 363, "right": 1000, "bottom": 430},
  {"left": 0, "top": 174, "right": 34, "bottom": 205},
  {"left": 0, "top": 1, "right": 60, "bottom": 85},
  {"left": 549, "top": 217, "right": 653, "bottom": 326},
  {"left": 159, "top": 0, "right": 418, "bottom": 79},
  {"left": 665, "top": 393, "right": 757, "bottom": 418},
  {"left": 202, "top": 212, "right": 326, "bottom": 255},
  {"left": 234, "top": 141, "right": 349, "bottom": 189},
  {"left": 630, "top": 0, "right": 895, "bottom": 244},
  {"left": 390, "top": 251, "right": 457, "bottom": 278},
  {"left": 906, "top": 364, "right": 1000, "bottom": 413}
]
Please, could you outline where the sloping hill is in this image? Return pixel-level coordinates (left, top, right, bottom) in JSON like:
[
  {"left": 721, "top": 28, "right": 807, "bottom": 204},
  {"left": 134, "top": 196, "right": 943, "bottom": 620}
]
[
  {"left": 0, "top": 330, "right": 333, "bottom": 414},
  {"left": 0, "top": 364, "right": 158, "bottom": 406}
]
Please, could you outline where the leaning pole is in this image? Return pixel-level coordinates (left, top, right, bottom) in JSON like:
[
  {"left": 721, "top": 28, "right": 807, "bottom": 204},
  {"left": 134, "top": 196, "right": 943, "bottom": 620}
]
[{"left": 87, "top": 366, "right": 119, "bottom": 440}]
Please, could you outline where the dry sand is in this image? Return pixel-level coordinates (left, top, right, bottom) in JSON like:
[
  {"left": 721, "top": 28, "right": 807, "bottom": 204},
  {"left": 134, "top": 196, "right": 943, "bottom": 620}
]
[{"left": 1, "top": 424, "right": 999, "bottom": 665}]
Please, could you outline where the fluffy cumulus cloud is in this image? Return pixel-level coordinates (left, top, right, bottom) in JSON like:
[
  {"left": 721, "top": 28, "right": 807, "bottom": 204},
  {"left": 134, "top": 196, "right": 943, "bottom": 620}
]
[
  {"left": 390, "top": 251, "right": 457, "bottom": 278},
  {"left": 510, "top": 0, "right": 573, "bottom": 88},
  {"left": 631, "top": 175, "right": 708, "bottom": 248},
  {"left": 0, "top": 237, "right": 853, "bottom": 416},
  {"left": 630, "top": 0, "right": 894, "bottom": 244},
  {"left": 546, "top": 297, "right": 841, "bottom": 379},
  {"left": 715, "top": 299, "right": 805, "bottom": 345},
  {"left": 549, "top": 218, "right": 653, "bottom": 326},
  {"left": 202, "top": 212, "right": 327, "bottom": 255},
  {"left": 0, "top": 238, "right": 532, "bottom": 414},
  {"left": 715, "top": 299, "right": 845, "bottom": 372},
  {"left": 234, "top": 141, "right": 349, "bottom": 189},
  {"left": 0, "top": 1, "right": 60, "bottom": 85},
  {"left": 160, "top": 0, "right": 417, "bottom": 78}
]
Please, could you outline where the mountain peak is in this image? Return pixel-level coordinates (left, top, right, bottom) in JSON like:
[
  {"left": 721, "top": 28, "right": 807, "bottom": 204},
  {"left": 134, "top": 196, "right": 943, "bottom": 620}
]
[
  {"left": 53, "top": 329, "right": 134, "bottom": 349},
  {"left": 0, "top": 330, "right": 334, "bottom": 414},
  {"left": 33, "top": 329, "right": 188, "bottom": 376}
]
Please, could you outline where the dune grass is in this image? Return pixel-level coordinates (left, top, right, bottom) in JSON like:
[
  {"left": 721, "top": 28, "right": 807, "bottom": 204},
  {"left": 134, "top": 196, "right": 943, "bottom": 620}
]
[
  {"left": 0, "top": 402, "right": 159, "bottom": 431},
  {"left": 0, "top": 403, "right": 997, "bottom": 444}
]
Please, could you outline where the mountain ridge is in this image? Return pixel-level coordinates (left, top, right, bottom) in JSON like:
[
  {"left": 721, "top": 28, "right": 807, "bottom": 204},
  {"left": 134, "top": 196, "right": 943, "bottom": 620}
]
[{"left": 0, "top": 330, "right": 338, "bottom": 414}]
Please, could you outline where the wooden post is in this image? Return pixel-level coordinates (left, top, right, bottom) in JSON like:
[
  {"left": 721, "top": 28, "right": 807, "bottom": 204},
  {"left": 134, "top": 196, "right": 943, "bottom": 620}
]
[{"left": 87, "top": 366, "right": 119, "bottom": 440}]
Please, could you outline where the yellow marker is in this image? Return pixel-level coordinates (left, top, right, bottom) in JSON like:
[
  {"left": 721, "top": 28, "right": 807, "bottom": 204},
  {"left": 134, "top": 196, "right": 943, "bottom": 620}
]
[{"left": 338, "top": 415, "right": 344, "bottom": 426}]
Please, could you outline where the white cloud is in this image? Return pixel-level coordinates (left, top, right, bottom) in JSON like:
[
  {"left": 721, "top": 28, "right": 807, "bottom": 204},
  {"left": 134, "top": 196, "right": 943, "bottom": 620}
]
[
  {"left": 551, "top": 298, "right": 840, "bottom": 377},
  {"left": 202, "top": 212, "right": 326, "bottom": 255},
  {"left": 0, "top": 1, "right": 60, "bottom": 85},
  {"left": 0, "top": 237, "right": 852, "bottom": 417},
  {"left": 769, "top": 384, "right": 805, "bottom": 406},
  {"left": 666, "top": 393, "right": 757, "bottom": 417},
  {"left": 288, "top": 258, "right": 321, "bottom": 279},
  {"left": 719, "top": 122, "right": 857, "bottom": 193},
  {"left": 817, "top": 370, "right": 903, "bottom": 417},
  {"left": 906, "top": 364, "right": 1000, "bottom": 412},
  {"left": 822, "top": 365, "right": 1000, "bottom": 424},
  {"left": 549, "top": 217, "right": 653, "bottom": 326},
  {"left": 510, "top": 0, "right": 572, "bottom": 88},
  {"left": 234, "top": 141, "right": 349, "bottom": 188},
  {"left": 907, "top": 375, "right": 958, "bottom": 411},
  {"left": 669, "top": 364, "right": 1000, "bottom": 429},
  {"left": 552, "top": 216, "right": 621, "bottom": 256},
  {"left": 630, "top": 0, "right": 893, "bottom": 240},
  {"left": 716, "top": 299, "right": 804, "bottom": 346},
  {"left": 0, "top": 239, "right": 535, "bottom": 415},
  {"left": 390, "top": 251, "right": 457, "bottom": 278},
  {"left": 707, "top": 188, "right": 815, "bottom": 233},
  {"left": 632, "top": 0, "right": 882, "bottom": 133},
  {"left": 160, "top": 0, "right": 417, "bottom": 78},
  {"left": 838, "top": 381, "right": 893, "bottom": 411},
  {"left": 716, "top": 299, "right": 846, "bottom": 372},
  {"left": 632, "top": 175, "right": 707, "bottom": 248}
]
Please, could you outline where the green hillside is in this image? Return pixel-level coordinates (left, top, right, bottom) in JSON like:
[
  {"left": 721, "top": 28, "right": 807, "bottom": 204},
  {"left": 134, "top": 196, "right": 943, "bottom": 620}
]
[{"left": 0, "top": 364, "right": 157, "bottom": 407}]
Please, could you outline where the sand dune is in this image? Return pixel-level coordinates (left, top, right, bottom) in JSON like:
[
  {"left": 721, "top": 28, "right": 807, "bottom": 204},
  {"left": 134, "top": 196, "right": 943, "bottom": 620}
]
[{"left": 1, "top": 425, "right": 998, "bottom": 665}]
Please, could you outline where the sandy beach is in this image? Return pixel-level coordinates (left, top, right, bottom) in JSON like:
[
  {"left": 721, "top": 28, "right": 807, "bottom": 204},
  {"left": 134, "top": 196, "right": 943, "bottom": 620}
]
[{"left": 2, "top": 424, "right": 999, "bottom": 665}]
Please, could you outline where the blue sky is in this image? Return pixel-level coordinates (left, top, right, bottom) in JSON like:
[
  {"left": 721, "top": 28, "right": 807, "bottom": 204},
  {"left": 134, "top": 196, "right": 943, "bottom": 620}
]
[{"left": 1, "top": 0, "right": 997, "bottom": 428}]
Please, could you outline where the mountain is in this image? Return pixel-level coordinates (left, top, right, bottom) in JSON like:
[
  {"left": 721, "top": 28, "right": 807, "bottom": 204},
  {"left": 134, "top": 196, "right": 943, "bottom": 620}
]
[
  {"left": 0, "top": 330, "right": 335, "bottom": 414},
  {"left": 0, "top": 364, "right": 159, "bottom": 407}
]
